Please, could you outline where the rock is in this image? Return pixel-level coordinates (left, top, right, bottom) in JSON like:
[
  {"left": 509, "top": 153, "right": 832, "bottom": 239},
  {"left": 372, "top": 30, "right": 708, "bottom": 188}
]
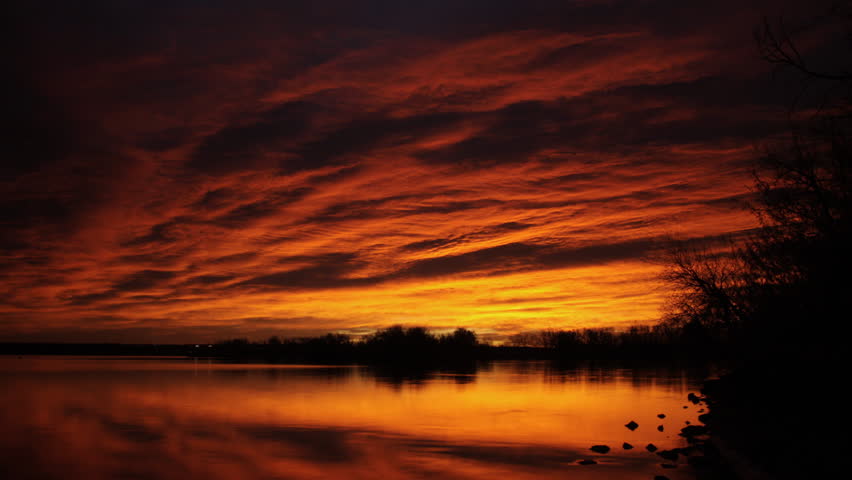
[
  {"left": 657, "top": 413, "right": 666, "bottom": 419},
  {"left": 577, "top": 459, "right": 597, "bottom": 465},
  {"left": 685, "top": 420, "right": 691, "bottom": 425},
  {"left": 646, "top": 443, "right": 658, "bottom": 452},
  {"left": 625, "top": 420, "right": 639, "bottom": 431},
  {"left": 683, "top": 405, "right": 688, "bottom": 409},
  {"left": 657, "top": 425, "right": 664, "bottom": 432},
  {"left": 622, "top": 442, "right": 634, "bottom": 450},
  {"left": 698, "top": 408, "right": 705, "bottom": 413},
  {"left": 590, "top": 445, "right": 610, "bottom": 454},
  {"left": 661, "top": 463, "right": 677, "bottom": 468},
  {"left": 657, "top": 449, "right": 679, "bottom": 461},
  {"left": 687, "top": 392, "right": 703, "bottom": 404}
]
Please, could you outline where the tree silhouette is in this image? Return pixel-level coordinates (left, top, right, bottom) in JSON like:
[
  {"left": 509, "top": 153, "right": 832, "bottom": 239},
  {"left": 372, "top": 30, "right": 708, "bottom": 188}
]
[
  {"left": 659, "top": 10, "right": 850, "bottom": 476},
  {"left": 660, "top": 4, "right": 852, "bottom": 356}
]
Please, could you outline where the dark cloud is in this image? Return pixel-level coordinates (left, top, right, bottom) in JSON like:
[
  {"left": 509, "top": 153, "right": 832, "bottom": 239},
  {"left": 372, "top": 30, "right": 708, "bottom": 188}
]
[
  {"left": 530, "top": 172, "right": 606, "bottom": 189},
  {"left": 238, "top": 253, "right": 371, "bottom": 290},
  {"left": 400, "top": 84, "right": 513, "bottom": 112},
  {"left": 521, "top": 36, "right": 627, "bottom": 72},
  {"left": 66, "top": 291, "right": 120, "bottom": 307},
  {"left": 415, "top": 100, "right": 561, "bottom": 165},
  {"left": 417, "top": 76, "right": 790, "bottom": 165},
  {"left": 302, "top": 195, "right": 501, "bottom": 225},
  {"left": 202, "top": 252, "right": 259, "bottom": 265},
  {"left": 298, "top": 197, "right": 404, "bottom": 225},
  {"left": 400, "top": 237, "right": 459, "bottom": 252},
  {"left": 181, "top": 274, "right": 236, "bottom": 286},
  {"left": 115, "top": 252, "right": 190, "bottom": 268},
  {"left": 404, "top": 200, "right": 504, "bottom": 216},
  {"left": 122, "top": 217, "right": 193, "bottom": 247},
  {"left": 136, "top": 127, "right": 194, "bottom": 152},
  {"left": 304, "top": 165, "right": 364, "bottom": 185},
  {"left": 192, "top": 188, "right": 239, "bottom": 211},
  {"left": 113, "top": 269, "right": 178, "bottom": 292},
  {"left": 400, "top": 221, "right": 534, "bottom": 252},
  {"left": 396, "top": 243, "right": 543, "bottom": 279},
  {"left": 209, "top": 188, "right": 312, "bottom": 228},
  {"left": 235, "top": 238, "right": 657, "bottom": 294},
  {"left": 535, "top": 239, "right": 657, "bottom": 268},
  {"left": 66, "top": 270, "right": 178, "bottom": 305},
  {"left": 0, "top": 198, "right": 70, "bottom": 249},
  {"left": 297, "top": 111, "right": 466, "bottom": 164},
  {"left": 397, "top": 239, "right": 656, "bottom": 280},
  {"left": 188, "top": 101, "right": 320, "bottom": 174},
  {"left": 489, "top": 221, "right": 534, "bottom": 232}
]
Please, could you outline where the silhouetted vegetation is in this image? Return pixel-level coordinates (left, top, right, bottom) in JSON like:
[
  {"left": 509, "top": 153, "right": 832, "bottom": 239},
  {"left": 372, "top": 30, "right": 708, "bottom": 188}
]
[
  {"left": 659, "top": 5, "right": 851, "bottom": 362},
  {"left": 206, "top": 326, "right": 487, "bottom": 365},
  {"left": 201, "top": 323, "right": 733, "bottom": 366},
  {"left": 505, "top": 324, "right": 728, "bottom": 360},
  {"left": 658, "top": 6, "right": 851, "bottom": 478},
  {"left": 2, "top": 323, "right": 727, "bottom": 363}
]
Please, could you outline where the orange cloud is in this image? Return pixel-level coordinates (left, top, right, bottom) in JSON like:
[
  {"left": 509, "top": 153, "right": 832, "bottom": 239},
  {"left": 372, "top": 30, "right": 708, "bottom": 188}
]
[{"left": 4, "top": 0, "right": 818, "bottom": 342}]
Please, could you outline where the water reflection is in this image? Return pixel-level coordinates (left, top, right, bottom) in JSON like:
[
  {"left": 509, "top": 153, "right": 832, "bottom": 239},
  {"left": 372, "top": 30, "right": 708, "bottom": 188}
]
[{"left": 0, "top": 357, "right": 709, "bottom": 480}]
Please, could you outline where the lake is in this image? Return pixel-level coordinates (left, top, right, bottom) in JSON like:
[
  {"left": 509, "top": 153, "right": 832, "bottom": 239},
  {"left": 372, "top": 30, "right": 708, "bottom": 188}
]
[{"left": 0, "top": 356, "right": 712, "bottom": 480}]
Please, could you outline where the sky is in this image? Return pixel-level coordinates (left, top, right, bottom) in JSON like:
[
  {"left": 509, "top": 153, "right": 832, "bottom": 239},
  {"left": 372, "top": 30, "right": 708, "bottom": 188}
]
[{"left": 3, "top": 0, "right": 835, "bottom": 343}]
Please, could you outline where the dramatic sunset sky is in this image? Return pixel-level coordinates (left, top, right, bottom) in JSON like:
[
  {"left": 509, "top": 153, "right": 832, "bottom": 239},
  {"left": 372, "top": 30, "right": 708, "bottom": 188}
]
[{"left": 4, "top": 1, "right": 831, "bottom": 343}]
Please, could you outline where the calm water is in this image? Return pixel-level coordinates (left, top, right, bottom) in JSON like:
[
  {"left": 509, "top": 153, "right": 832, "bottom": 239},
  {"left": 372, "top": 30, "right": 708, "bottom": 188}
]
[{"left": 0, "top": 356, "right": 712, "bottom": 480}]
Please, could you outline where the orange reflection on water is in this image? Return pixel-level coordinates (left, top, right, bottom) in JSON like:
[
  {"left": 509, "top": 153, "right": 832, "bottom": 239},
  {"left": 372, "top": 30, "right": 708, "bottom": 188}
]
[{"left": 0, "top": 357, "right": 708, "bottom": 480}]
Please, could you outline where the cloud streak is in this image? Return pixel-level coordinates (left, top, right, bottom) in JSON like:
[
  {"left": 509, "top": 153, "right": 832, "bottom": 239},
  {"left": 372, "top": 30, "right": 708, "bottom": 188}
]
[{"left": 2, "top": 0, "right": 825, "bottom": 341}]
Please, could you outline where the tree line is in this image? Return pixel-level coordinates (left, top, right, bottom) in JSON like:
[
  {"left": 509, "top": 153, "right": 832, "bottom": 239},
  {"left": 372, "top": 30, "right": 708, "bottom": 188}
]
[
  {"left": 211, "top": 326, "right": 481, "bottom": 363},
  {"left": 209, "top": 322, "right": 732, "bottom": 363}
]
